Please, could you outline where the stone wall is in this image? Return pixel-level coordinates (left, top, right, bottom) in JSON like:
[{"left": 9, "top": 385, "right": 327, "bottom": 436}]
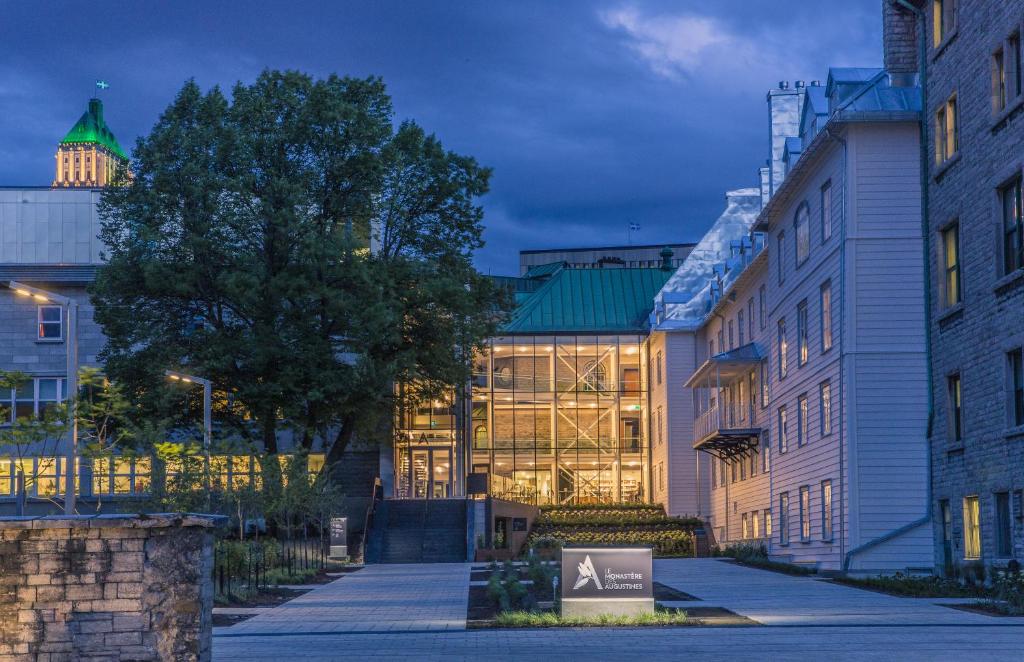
[
  {"left": 924, "top": 0, "right": 1024, "bottom": 572},
  {"left": 0, "top": 513, "right": 222, "bottom": 661}
]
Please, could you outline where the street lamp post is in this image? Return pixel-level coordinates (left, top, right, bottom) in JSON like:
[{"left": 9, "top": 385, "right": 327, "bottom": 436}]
[
  {"left": 5, "top": 281, "right": 79, "bottom": 515},
  {"left": 165, "top": 370, "right": 212, "bottom": 503}
]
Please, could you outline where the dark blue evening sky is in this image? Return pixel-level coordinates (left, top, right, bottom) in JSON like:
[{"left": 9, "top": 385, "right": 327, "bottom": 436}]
[{"left": 0, "top": 1, "right": 880, "bottom": 274}]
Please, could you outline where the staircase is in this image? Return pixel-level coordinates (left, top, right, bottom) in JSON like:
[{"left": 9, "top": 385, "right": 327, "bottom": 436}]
[{"left": 374, "top": 499, "right": 467, "bottom": 563}]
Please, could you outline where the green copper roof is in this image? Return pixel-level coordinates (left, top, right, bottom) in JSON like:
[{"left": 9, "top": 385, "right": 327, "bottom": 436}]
[
  {"left": 60, "top": 98, "right": 127, "bottom": 160},
  {"left": 503, "top": 267, "right": 673, "bottom": 333}
]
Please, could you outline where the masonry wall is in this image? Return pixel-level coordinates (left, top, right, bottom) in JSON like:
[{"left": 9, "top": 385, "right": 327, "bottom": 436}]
[
  {"left": 925, "top": 1, "right": 1024, "bottom": 572},
  {"left": 0, "top": 514, "right": 219, "bottom": 661}
]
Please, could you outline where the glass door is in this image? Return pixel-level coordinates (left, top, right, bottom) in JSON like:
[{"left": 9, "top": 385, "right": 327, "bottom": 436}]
[
  {"left": 411, "top": 450, "right": 429, "bottom": 499},
  {"left": 406, "top": 447, "right": 452, "bottom": 499}
]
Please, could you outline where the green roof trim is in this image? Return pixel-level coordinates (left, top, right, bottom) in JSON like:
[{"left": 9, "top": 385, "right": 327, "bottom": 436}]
[
  {"left": 502, "top": 268, "right": 672, "bottom": 334},
  {"left": 60, "top": 98, "right": 128, "bottom": 160}
]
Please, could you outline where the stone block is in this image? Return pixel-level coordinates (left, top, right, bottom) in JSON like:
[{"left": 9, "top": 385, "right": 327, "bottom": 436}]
[
  {"left": 76, "top": 618, "right": 113, "bottom": 635},
  {"left": 111, "top": 613, "right": 147, "bottom": 632},
  {"left": 64, "top": 585, "right": 102, "bottom": 601},
  {"left": 110, "top": 552, "right": 143, "bottom": 573},
  {"left": 27, "top": 574, "right": 52, "bottom": 586},
  {"left": 116, "top": 582, "right": 144, "bottom": 600},
  {"left": 87, "top": 599, "right": 138, "bottom": 613},
  {"left": 103, "top": 631, "right": 141, "bottom": 647}
]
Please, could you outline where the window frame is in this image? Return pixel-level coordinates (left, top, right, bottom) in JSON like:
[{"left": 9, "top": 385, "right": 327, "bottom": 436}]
[
  {"left": 963, "top": 495, "right": 981, "bottom": 560},
  {"left": 995, "top": 491, "right": 1012, "bottom": 558},
  {"left": 797, "top": 393, "right": 808, "bottom": 447},
  {"left": 777, "top": 231, "right": 786, "bottom": 284},
  {"left": 799, "top": 485, "right": 811, "bottom": 542},
  {"left": 820, "top": 281, "right": 833, "bottom": 353},
  {"left": 940, "top": 222, "right": 962, "bottom": 308},
  {"left": 821, "top": 479, "right": 833, "bottom": 541},
  {"left": 794, "top": 202, "right": 810, "bottom": 267},
  {"left": 947, "top": 372, "right": 963, "bottom": 441},
  {"left": 37, "top": 305, "right": 63, "bottom": 341},
  {"left": 759, "top": 285, "right": 767, "bottom": 330},
  {"left": 820, "top": 180, "right": 833, "bottom": 243},
  {"left": 999, "top": 174, "right": 1023, "bottom": 276},
  {"left": 737, "top": 309, "right": 745, "bottom": 347},
  {"left": 778, "top": 405, "right": 788, "bottom": 454},
  {"left": 934, "top": 93, "right": 958, "bottom": 165},
  {"left": 1008, "top": 348, "right": 1024, "bottom": 428},
  {"left": 931, "top": 0, "right": 956, "bottom": 49},
  {"left": 779, "top": 492, "right": 790, "bottom": 546},
  {"left": 796, "top": 299, "right": 809, "bottom": 367},
  {"left": 778, "top": 318, "right": 788, "bottom": 380},
  {"left": 820, "top": 381, "right": 832, "bottom": 436}
]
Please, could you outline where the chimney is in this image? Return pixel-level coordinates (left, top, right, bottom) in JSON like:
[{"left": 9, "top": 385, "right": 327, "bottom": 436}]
[
  {"left": 883, "top": 0, "right": 919, "bottom": 82},
  {"left": 659, "top": 246, "right": 675, "bottom": 271},
  {"left": 89, "top": 98, "right": 103, "bottom": 123}
]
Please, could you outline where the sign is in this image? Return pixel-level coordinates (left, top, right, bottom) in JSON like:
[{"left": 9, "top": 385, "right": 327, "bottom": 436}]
[
  {"left": 560, "top": 547, "right": 653, "bottom": 617},
  {"left": 329, "top": 517, "right": 348, "bottom": 560}
]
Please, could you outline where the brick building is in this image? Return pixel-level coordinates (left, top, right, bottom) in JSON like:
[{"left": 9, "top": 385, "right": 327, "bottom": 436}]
[{"left": 916, "top": 0, "right": 1024, "bottom": 573}]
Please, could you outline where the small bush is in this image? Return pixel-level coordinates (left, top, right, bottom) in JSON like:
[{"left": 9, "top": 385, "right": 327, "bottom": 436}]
[{"left": 493, "top": 608, "right": 693, "bottom": 628}]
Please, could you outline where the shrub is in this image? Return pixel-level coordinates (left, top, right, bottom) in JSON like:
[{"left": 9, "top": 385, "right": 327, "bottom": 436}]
[{"left": 990, "top": 568, "right": 1024, "bottom": 615}]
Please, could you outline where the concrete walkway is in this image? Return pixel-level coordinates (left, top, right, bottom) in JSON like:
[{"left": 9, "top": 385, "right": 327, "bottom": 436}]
[
  {"left": 654, "top": 558, "right": 1024, "bottom": 626},
  {"left": 218, "top": 563, "right": 470, "bottom": 635},
  {"left": 214, "top": 558, "right": 1024, "bottom": 661}
]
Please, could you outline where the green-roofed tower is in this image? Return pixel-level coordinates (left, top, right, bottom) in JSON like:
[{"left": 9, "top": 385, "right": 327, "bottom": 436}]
[{"left": 53, "top": 97, "right": 128, "bottom": 188}]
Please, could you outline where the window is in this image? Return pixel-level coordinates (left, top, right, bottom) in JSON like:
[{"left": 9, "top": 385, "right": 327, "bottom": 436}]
[
  {"left": 765, "top": 509, "right": 773, "bottom": 537},
  {"left": 1009, "top": 348, "right": 1024, "bottom": 427},
  {"left": 738, "top": 310, "right": 745, "bottom": 346},
  {"left": 941, "top": 224, "right": 961, "bottom": 307},
  {"left": 995, "top": 46, "right": 1008, "bottom": 112},
  {"left": 0, "top": 459, "right": 11, "bottom": 497},
  {"left": 656, "top": 351, "right": 663, "bottom": 385},
  {"left": 719, "top": 458, "right": 726, "bottom": 487},
  {"left": 778, "top": 319, "right": 788, "bottom": 379},
  {"left": 777, "top": 231, "right": 786, "bottom": 284},
  {"left": 963, "top": 495, "right": 981, "bottom": 560},
  {"left": 717, "top": 327, "right": 725, "bottom": 354},
  {"left": 821, "top": 480, "right": 833, "bottom": 541},
  {"left": 935, "top": 94, "right": 957, "bottom": 164},
  {"left": 820, "top": 282, "right": 833, "bottom": 353},
  {"left": 658, "top": 462, "right": 665, "bottom": 492},
  {"left": 797, "top": 300, "right": 808, "bottom": 366},
  {"left": 709, "top": 340, "right": 715, "bottom": 357},
  {"left": 731, "top": 461, "right": 737, "bottom": 484},
  {"left": 795, "top": 203, "right": 810, "bottom": 266},
  {"left": 820, "top": 381, "right": 832, "bottom": 436},
  {"left": 1001, "top": 175, "right": 1023, "bottom": 275},
  {"left": 797, "top": 394, "right": 808, "bottom": 447},
  {"left": 778, "top": 406, "right": 788, "bottom": 453},
  {"left": 656, "top": 406, "right": 664, "bottom": 445},
  {"left": 760, "top": 359, "right": 769, "bottom": 408},
  {"left": 37, "top": 305, "right": 62, "bottom": 340},
  {"left": 995, "top": 492, "right": 1012, "bottom": 558},
  {"left": 728, "top": 320, "right": 735, "bottom": 350},
  {"left": 932, "top": 0, "right": 956, "bottom": 47},
  {"left": 761, "top": 432, "right": 770, "bottom": 473},
  {"left": 749, "top": 443, "right": 758, "bottom": 477},
  {"left": 1011, "top": 32, "right": 1023, "bottom": 103},
  {"left": 779, "top": 493, "right": 790, "bottom": 545},
  {"left": 948, "top": 373, "right": 963, "bottom": 441},
  {"left": 759, "top": 285, "right": 767, "bottom": 330},
  {"left": 739, "top": 451, "right": 746, "bottom": 480},
  {"left": 711, "top": 460, "right": 716, "bottom": 489},
  {"left": 742, "top": 512, "right": 749, "bottom": 539},
  {"left": 821, "top": 180, "right": 833, "bottom": 242},
  {"left": 799, "top": 486, "right": 811, "bottom": 541},
  {"left": 747, "top": 298, "right": 755, "bottom": 339},
  {"left": 2, "top": 377, "right": 68, "bottom": 423},
  {"left": 752, "top": 510, "right": 760, "bottom": 538}
]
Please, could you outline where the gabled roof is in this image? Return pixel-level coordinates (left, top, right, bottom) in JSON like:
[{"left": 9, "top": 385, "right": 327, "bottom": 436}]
[
  {"left": 503, "top": 267, "right": 673, "bottom": 333},
  {"left": 61, "top": 98, "right": 127, "bottom": 160}
]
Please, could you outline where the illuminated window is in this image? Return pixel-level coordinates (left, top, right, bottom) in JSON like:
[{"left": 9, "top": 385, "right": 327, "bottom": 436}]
[
  {"left": 821, "top": 480, "right": 833, "bottom": 541},
  {"left": 932, "top": 0, "right": 956, "bottom": 47},
  {"left": 935, "top": 94, "right": 958, "bottom": 164},
  {"left": 948, "top": 373, "right": 963, "bottom": 441},
  {"left": 113, "top": 458, "right": 133, "bottom": 494},
  {"left": 37, "top": 305, "right": 62, "bottom": 340},
  {"left": 741, "top": 512, "right": 749, "bottom": 539},
  {"left": 963, "top": 495, "right": 981, "bottom": 560},
  {"left": 231, "top": 456, "right": 252, "bottom": 488},
  {"left": 738, "top": 310, "right": 745, "bottom": 346},
  {"left": 941, "top": 224, "right": 961, "bottom": 307},
  {"left": 797, "top": 394, "right": 808, "bottom": 447},
  {"left": 92, "top": 457, "right": 112, "bottom": 494},
  {"left": 799, "top": 485, "right": 811, "bottom": 541},
  {"left": 35, "top": 457, "right": 60, "bottom": 497},
  {"left": 820, "top": 381, "right": 832, "bottom": 436},
  {"left": 751, "top": 510, "right": 760, "bottom": 538},
  {"left": 765, "top": 509, "right": 773, "bottom": 538},
  {"left": 0, "top": 458, "right": 11, "bottom": 496}
]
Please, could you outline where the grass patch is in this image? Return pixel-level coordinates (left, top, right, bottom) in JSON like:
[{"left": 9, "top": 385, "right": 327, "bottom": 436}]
[
  {"left": 492, "top": 607, "right": 694, "bottom": 628},
  {"left": 833, "top": 574, "right": 988, "bottom": 598},
  {"left": 729, "top": 557, "right": 815, "bottom": 576}
]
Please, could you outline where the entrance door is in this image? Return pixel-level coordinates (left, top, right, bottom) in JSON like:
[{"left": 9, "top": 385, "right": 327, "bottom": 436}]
[{"left": 407, "top": 447, "right": 452, "bottom": 499}]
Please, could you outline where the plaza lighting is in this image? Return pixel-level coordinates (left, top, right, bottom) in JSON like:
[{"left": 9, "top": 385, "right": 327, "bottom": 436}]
[
  {"left": 6, "top": 281, "right": 78, "bottom": 515},
  {"left": 165, "top": 369, "right": 213, "bottom": 503}
]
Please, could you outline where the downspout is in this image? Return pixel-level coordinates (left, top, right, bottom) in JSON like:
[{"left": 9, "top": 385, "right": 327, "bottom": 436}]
[{"left": 842, "top": 0, "right": 933, "bottom": 572}]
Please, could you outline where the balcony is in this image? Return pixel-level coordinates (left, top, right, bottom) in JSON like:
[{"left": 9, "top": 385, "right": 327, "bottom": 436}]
[
  {"left": 692, "top": 404, "right": 761, "bottom": 459},
  {"left": 686, "top": 342, "right": 764, "bottom": 459}
]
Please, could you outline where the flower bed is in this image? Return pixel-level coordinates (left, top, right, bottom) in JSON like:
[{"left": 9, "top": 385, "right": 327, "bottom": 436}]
[{"left": 526, "top": 504, "right": 698, "bottom": 557}]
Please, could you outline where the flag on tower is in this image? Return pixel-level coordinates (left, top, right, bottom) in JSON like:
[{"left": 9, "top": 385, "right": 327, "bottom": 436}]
[
  {"left": 96, "top": 80, "right": 110, "bottom": 91},
  {"left": 628, "top": 223, "right": 641, "bottom": 231}
]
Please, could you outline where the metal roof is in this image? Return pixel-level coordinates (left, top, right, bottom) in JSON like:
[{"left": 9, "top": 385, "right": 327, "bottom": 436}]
[
  {"left": 60, "top": 98, "right": 128, "bottom": 160},
  {"left": 522, "top": 261, "right": 566, "bottom": 279},
  {"left": 503, "top": 267, "right": 673, "bottom": 333},
  {"left": 685, "top": 342, "right": 765, "bottom": 387}
]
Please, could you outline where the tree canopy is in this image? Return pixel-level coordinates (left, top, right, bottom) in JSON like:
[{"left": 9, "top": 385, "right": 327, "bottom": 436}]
[{"left": 93, "top": 70, "right": 508, "bottom": 463}]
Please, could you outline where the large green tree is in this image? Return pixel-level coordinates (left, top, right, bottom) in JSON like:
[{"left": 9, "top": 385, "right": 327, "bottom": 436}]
[{"left": 93, "top": 70, "right": 508, "bottom": 465}]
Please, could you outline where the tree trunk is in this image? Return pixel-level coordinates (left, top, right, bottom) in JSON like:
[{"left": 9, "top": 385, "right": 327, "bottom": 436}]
[{"left": 326, "top": 413, "right": 357, "bottom": 466}]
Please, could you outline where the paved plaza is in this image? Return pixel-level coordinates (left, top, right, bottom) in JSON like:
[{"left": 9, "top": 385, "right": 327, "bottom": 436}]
[{"left": 213, "top": 559, "right": 1024, "bottom": 660}]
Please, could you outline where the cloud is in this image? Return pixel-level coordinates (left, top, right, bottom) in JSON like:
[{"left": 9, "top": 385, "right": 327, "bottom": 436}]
[{"left": 599, "top": 6, "right": 737, "bottom": 80}]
